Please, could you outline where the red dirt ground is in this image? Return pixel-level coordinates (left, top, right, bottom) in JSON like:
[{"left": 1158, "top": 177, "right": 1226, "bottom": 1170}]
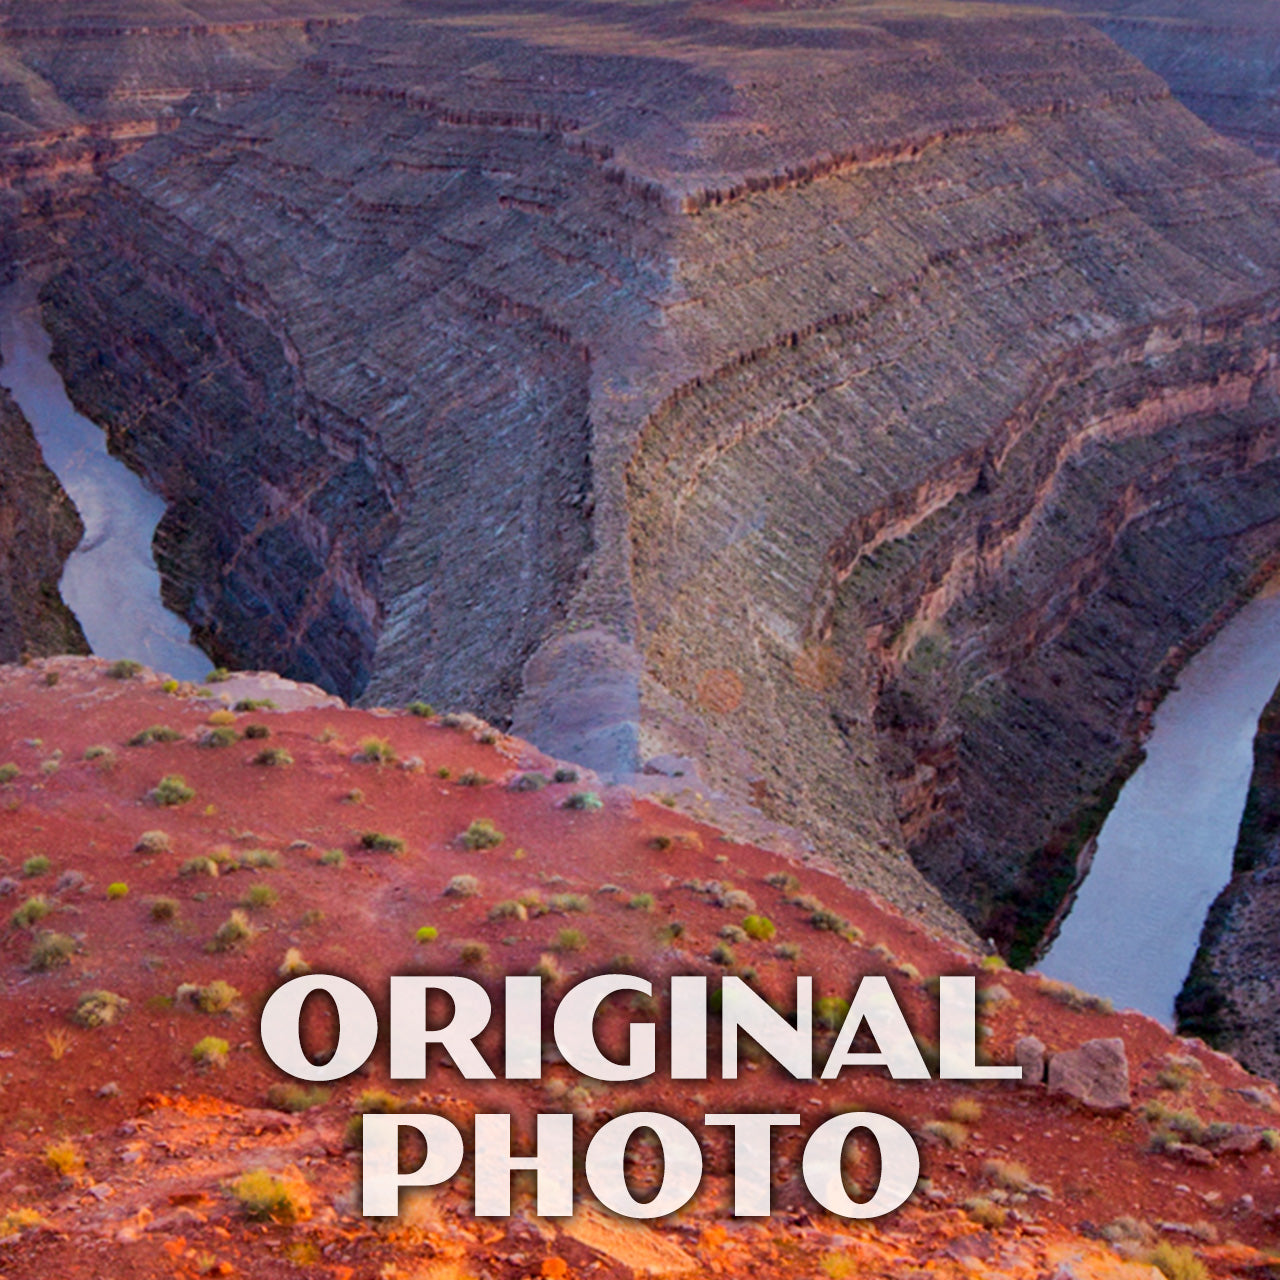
[{"left": 0, "top": 657, "right": 1278, "bottom": 1278}]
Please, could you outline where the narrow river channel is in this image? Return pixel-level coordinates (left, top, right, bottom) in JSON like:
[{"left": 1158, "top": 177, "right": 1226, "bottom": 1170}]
[
  {"left": 0, "top": 277, "right": 210, "bottom": 683},
  {"left": 1038, "top": 585, "right": 1280, "bottom": 1025}
]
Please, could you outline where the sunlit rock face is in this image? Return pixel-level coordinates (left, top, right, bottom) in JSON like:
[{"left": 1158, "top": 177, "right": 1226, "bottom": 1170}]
[{"left": 19, "top": 0, "right": 1280, "bottom": 940}]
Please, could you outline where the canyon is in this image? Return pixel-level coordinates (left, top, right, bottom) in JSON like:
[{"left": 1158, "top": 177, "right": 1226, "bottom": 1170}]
[{"left": 3, "top": 0, "right": 1280, "bottom": 953}]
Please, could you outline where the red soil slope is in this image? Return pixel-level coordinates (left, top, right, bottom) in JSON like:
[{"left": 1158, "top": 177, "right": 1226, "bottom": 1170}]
[{"left": 0, "top": 657, "right": 1278, "bottom": 1278}]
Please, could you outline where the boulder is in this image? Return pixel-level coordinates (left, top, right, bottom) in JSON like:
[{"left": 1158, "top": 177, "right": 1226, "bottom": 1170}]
[
  {"left": 1047, "top": 1038, "right": 1131, "bottom": 1110},
  {"left": 1015, "top": 1035, "right": 1046, "bottom": 1085}
]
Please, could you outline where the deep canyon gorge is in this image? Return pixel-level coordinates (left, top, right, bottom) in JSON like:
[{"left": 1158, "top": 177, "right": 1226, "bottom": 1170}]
[{"left": 4, "top": 0, "right": 1280, "bottom": 995}]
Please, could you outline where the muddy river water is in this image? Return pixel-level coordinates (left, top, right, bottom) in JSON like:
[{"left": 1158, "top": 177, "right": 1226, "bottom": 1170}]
[{"left": 0, "top": 278, "right": 210, "bottom": 683}]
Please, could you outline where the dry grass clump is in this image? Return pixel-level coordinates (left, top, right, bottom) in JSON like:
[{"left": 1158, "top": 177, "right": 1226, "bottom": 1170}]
[{"left": 228, "top": 1167, "right": 312, "bottom": 1224}]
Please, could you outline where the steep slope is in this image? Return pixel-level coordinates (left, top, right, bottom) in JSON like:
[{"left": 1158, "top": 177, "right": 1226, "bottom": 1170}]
[
  {"left": 0, "top": 382, "right": 86, "bottom": 662},
  {"left": 1178, "top": 679, "right": 1280, "bottom": 1081},
  {"left": 42, "top": 2, "right": 1280, "bottom": 947},
  {"left": 1, "top": 657, "right": 1280, "bottom": 1278}
]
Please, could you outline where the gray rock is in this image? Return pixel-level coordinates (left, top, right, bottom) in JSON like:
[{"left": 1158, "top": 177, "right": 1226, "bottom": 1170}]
[
  {"left": 1047, "top": 1037, "right": 1131, "bottom": 1110},
  {"left": 1015, "top": 1035, "right": 1046, "bottom": 1085}
]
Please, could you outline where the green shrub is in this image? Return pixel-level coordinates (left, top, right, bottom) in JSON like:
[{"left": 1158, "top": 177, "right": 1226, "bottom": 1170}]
[
  {"left": 234, "top": 698, "right": 276, "bottom": 713},
  {"left": 150, "top": 775, "right": 195, "bottom": 807},
  {"left": 360, "top": 831, "right": 405, "bottom": 854},
  {"left": 510, "top": 772, "right": 548, "bottom": 792},
  {"left": 461, "top": 819, "right": 504, "bottom": 850},
  {"left": 553, "top": 767, "right": 578, "bottom": 784},
  {"left": 200, "top": 726, "right": 238, "bottom": 748},
  {"left": 554, "top": 927, "right": 587, "bottom": 953},
  {"left": 107, "top": 659, "right": 142, "bottom": 680},
  {"left": 265, "top": 1083, "right": 330, "bottom": 1113},
  {"left": 319, "top": 848, "right": 346, "bottom": 868},
  {"left": 710, "top": 942, "right": 736, "bottom": 967},
  {"left": 12, "top": 895, "right": 50, "bottom": 928},
  {"left": 628, "top": 893, "right": 655, "bottom": 912},
  {"left": 242, "top": 883, "right": 278, "bottom": 910},
  {"left": 206, "top": 667, "right": 231, "bottom": 683},
  {"left": 1146, "top": 1242, "right": 1208, "bottom": 1280},
  {"left": 415, "top": 925, "right": 439, "bottom": 944},
  {"left": 21, "top": 855, "right": 50, "bottom": 878},
  {"left": 30, "top": 931, "right": 78, "bottom": 971},
  {"left": 211, "top": 909, "right": 253, "bottom": 952},
  {"left": 128, "top": 725, "right": 182, "bottom": 747},
  {"left": 742, "top": 914, "right": 776, "bottom": 941},
  {"left": 71, "top": 990, "right": 129, "bottom": 1028},
  {"left": 106, "top": 882, "right": 128, "bottom": 900},
  {"left": 459, "top": 940, "right": 490, "bottom": 966},
  {"left": 815, "top": 995, "right": 850, "bottom": 1030},
  {"left": 239, "top": 848, "right": 280, "bottom": 869},
  {"left": 457, "top": 769, "right": 490, "bottom": 788},
  {"left": 407, "top": 701, "right": 434, "bottom": 718},
  {"left": 253, "top": 746, "right": 293, "bottom": 767},
  {"left": 244, "top": 723, "right": 270, "bottom": 740},
  {"left": 191, "top": 979, "right": 240, "bottom": 1014},
  {"left": 83, "top": 745, "right": 116, "bottom": 768},
  {"left": 146, "top": 896, "right": 177, "bottom": 924},
  {"left": 355, "top": 736, "right": 395, "bottom": 765},
  {"left": 565, "top": 791, "right": 603, "bottom": 811},
  {"left": 192, "top": 1035, "right": 230, "bottom": 1068},
  {"left": 0, "top": 763, "right": 17, "bottom": 784}
]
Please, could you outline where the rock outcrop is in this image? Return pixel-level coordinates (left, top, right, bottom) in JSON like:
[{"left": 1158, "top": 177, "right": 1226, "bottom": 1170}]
[
  {"left": 1047, "top": 1038, "right": 1132, "bottom": 1111},
  {"left": 0, "top": 381, "right": 85, "bottom": 662},
  {"left": 35, "top": 2, "right": 1280, "bottom": 944},
  {"left": 1178, "top": 680, "right": 1280, "bottom": 1080}
]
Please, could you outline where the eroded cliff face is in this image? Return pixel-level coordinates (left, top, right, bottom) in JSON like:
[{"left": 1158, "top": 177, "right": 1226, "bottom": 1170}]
[
  {"left": 34, "top": 2, "right": 1280, "bottom": 942},
  {"left": 0, "top": 381, "right": 86, "bottom": 662},
  {"left": 1178, "top": 680, "right": 1280, "bottom": 1080}
]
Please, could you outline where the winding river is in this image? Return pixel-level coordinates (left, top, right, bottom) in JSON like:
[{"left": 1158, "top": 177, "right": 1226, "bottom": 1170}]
[
  {"left": 1039, "top": 584, "right": 1280, "bottom": 1025},
  {"left": 0, "top": 278, "right": 210, "bottom": 683}
]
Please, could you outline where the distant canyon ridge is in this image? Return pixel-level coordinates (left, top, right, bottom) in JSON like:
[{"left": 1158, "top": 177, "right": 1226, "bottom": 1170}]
[{"left": 3, "top": 0, "right": 1280, "bottom": 953}]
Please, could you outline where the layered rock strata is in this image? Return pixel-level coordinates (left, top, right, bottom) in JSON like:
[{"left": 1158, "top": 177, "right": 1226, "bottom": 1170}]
[{"left": 38, "top": 3, "right": 1280, "bottom": 942}]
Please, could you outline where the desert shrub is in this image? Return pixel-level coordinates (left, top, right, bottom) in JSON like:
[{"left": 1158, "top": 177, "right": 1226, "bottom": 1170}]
[
  {"left": 1147, "top": 1242, "right": 1208, "bottom": 1280},
  {"left": 106, "top": 882, "right": 128, "bottom": 900},
  {"left": 211, "top": 909, "right": 253, "bottom": 952},
  {"left": 244, "top": 723, "right": 270, "bottom": 740},
  {"left": 83, "top": 745, "right": 116, "bottom": 768},
  {"left": 355, "top": 736, "right": 395, "bottom": 765},
  {"left": 148, "top": 896, "right": 179, "bottom": 921},
  {"left": 965, "top": 1197, "right": 1007, "bottom": 1229},
  {"left": 719, "top": 924, "right": 748, "bottom": 943},
  {"left": 461, "top": 819, "right": 504, "bottom": 851},
  {"left": 921, "top": 1120, "right": 968, "bottom": 1149},
  {"left": 234, "top": 698, "right": 276, "bottom": 713},
  {"left": 253, "top": 746, "right": 292, "bottom": 767},
  {"left": 1039, "top": 977, "right": 1113, "bottom": 1014},
  {"left": 555, "top": 927, "right": 587, "bottom": 953},
  {"left": 489, "top": 899, "right": 527, "bottom": 921},
  {"left": 415, "top": 925, "right": 438, "bottom": 944},
  {"left": 982, "top": 1158, "right": 1031, "bottom": 1191},
  {"left": 0, "top": 1207, "right": 46, "bottom": 1237},
  {"left": 265, "top": 1083, "right": 330, "bottom": 1113},
  {"left": 319, "top": 848, "right": 346, "bottom": 868},
  {"left": 407, "top": 701, "right": 434, "bottom": 718},
  {"left": 239, "top": 848, "right": 280, "bottom": 869},
  {"left": 30, "top": 931, "right": 77, "bottom": 971},
  {"left": 950, "top": 1098, "right": 984, "bottom": 1125},
  {"left": 12, "top": 895, "right": 49, "bottom": 929},
  {"left": 135, "top": 830, "right": 171, "bottom": 853},
  {"left": 510, "top": 772, "right": 548, "bottom": 792},
  {"left": 457, "top": 769, "right": 490, "bottom": 788},
  {"left": 565, "top": 791, "right": 603, "bottom": 811},
  {"left": 179, "top": 856, "right": 218, "bottom": 878},
  {"left": 192, "top": 1035, "right": 230, "bottom": 1068},
  {"left": 628, "top": 893, "right": 655, "bottom": 912},
  {"left": 766, "top": 871, "right": 800, "bottom": 891},
  {"left": 445, "top": 874, "right": 480, "bottom": 898},
  {"left": 21, "top": 856, "right": 49, "bottom": 878},
  {"left": 552, "top": 767, "right": 579, "bottom": 784},
  {"left": 531, "top": 953, "right": 565, "bottom": 983},
  {"left": 459, "top": 940, "right": 490, "bottom": 966},
  {"left": 200, "top": 726, "right": 238, "bottom": 748},
  {"left": 71, "top": 990, "right": 128, "bottom": 1028},
  {"left": 742, "top": 914, "right": 776, "bottom": 941},
  {"left": 150, "top": 775, "right": 195, "bottom": 807},
  {"left": 208, "top": 707, "right": 237, "bottom": 725},
  {"left": 278, "top": 947, "right": 309, "bottom": 977},
  {"left": 107, "top": 659, "right": 142, "bottom": 680},
  {"left": 128, "top": 725, "right": 182, "bottom": 747},
  {"left": 360, "top": 831, "right": 405, "bottom": 854},
  {"left": 229, "top": 1166, "right": 312, "bottom": 1223},
  {"left": 775, "top": 941, "right": 801, "bottom": 962},
  {"left": 720, "top": 888, "right": 756, "bottom": 912},
  {"left": 710, "top": 941, "right": 736, "bottom": 967},
  {"left": 43, "top": 1139, "right": 84, "bottom": 1176},
  {"left": 815, "top": 995, "right": 850, "bottom": 1030},
  {"left": 0, "top": 763, "right": 17, "bottom": 784},
  {"left": 191, "top": 979, "right": 241, "bottom": 1014},
  {"left": 242, "top": 883, "right": 278, "bottom": 910}
]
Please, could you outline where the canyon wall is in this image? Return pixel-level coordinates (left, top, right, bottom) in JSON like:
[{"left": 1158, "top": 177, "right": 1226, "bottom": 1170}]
[
  {"left": 0, "top": 379, "right": 85, "bottom": 663},
  {"left": 1178, "top": 680, "right": 1280, "bottom": 1079},
  {"left": 36, "top": 2, "right": 1280, "bottom": 943}
]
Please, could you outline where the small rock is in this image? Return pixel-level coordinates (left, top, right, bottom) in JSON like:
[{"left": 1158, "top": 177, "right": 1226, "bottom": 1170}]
[
  {"left": 1016, "top": 1035, "right": 1046, "bottom": 1085},
  {"left": 97, "top": 1081, "right": 120, "bottom": 1098},
  {"left": 88, "top": 1183, "right": 114, "bottom": 1201},
  {"left": 1047, "top": 1037, "right": 1130, "bottom": 1110}
]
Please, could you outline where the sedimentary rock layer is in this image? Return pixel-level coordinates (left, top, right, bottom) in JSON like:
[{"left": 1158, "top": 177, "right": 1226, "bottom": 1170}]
[
  {"left": 0, "top": 381, "right": 85, "bottom": 662},
  {"left": 1178, "top": 683, "right": 1280, "bottom": 1080},
  {"left": 41, "top": 2, "right": 1280, "bottom": 940}
]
